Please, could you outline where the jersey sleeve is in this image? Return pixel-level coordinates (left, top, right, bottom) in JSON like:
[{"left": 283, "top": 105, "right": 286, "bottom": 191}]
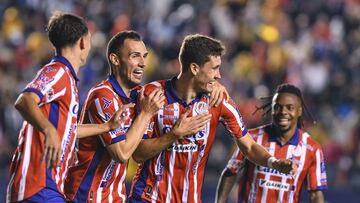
[
  {"left": 225, "top": 147, "right": 247, "bottom": 174},
  {"left": 85, "top": 90, "right": 130, "bottom": 146},
  {"left": 307, "top": 147, "right": 328, "bottom": 191},
  {"left": 219, "top": 98, "right": 248, "bottom": 139},
  {"left": 23, "top": 65, "right": 68, "bottom": 104}
]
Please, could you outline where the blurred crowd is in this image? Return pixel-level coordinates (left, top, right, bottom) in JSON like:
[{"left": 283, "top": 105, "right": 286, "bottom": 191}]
[{"left": 0, "top": 0, "right": 359, "bottom": 200}]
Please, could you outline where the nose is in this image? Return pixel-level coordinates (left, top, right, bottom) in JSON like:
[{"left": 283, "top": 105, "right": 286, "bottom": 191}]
[
  {"left": 215, "top": 69, "right": 221, "bottom": 79},
  {"left": 139, "top": 56, "right": 145, "bottom": 68}
]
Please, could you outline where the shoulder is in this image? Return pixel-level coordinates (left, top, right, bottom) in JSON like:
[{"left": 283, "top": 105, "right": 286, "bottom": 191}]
[
  {"left": 143, "top": 80, "right": 166, "bottom": 96},
  {"left": 248, "top": 125, "right": 268, "bottom": 139},
  {"left": 301, "top": 130, "right": 323, "bottom": 152},
  {"left": 87, "top": 81, "right": 117, "bottom": 100}
]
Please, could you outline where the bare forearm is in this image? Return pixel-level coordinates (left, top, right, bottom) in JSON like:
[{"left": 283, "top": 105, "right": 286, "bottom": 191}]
[
  {"left": 115, "top": 112, "right": 152, "bottom": 158},
  {"left": 132, "top": 132, "right": 178, "bottom": 163},
  {"left": 77, "top": 123, "right": 110, "bottom": 138},
  {"left": 15, "top": 93, "right": 53, "bottom": 132},
  {"left": 236, "top": 134, "right": 271, "bottom": 167},
  {"left": 216, "top": 169, "right": 237, "bottom": 203}
]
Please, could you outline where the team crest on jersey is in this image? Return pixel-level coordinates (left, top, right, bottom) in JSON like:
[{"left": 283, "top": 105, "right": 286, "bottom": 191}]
[
  {"left": 194, "top": 101, "right": 208, "bottom": 114},
  {"left": 291, "top": 146, "right": 302, "bottom": 157}
]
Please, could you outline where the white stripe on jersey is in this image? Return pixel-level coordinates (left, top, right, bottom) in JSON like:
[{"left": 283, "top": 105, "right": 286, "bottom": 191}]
[
  {"left": 315, "top": 149, "right": 321, "bottom": 187},
  {"left": 221, "top": 100, "right": 246, "bottom": 133},
  {"left": 118, "top": 167, "right": 127, "bottom": 202},
  {"left": 248, "top": 129, "right": 264, "bottom": 203},
  {"left": 96, "top": 185, "right": 103, "bottom": 203},
  {"left": 18, "top": 125, "right": 34, "bottom": 201},
  {"left": 43, "top": 88, "right": 66, "bottom": 104},
  {"left": 181, "top": 153, "right": 192, "bottom": 202},
  {"left": 39, "top": 68, "right": 65, "bottom": 98},
  {"left": 278, "top": 145, "right": 296, "bottom": 202},
  {"left": 166, "top": 103, "right": 179, "bottom": 203},
  {"left": 260, "top": 142, "right": 276, "bottom": 202},
  {"left": 58, "top": 74, "right": 78, "bottom": 192}
]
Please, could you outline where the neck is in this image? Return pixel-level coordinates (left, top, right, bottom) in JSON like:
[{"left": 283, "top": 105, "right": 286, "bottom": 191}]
[
  {"left": 113, "top": 73, "right": 132, "bottom": 97},
  {"left": 274, "top": 125, "right": 297, "bottom": 145},
  {"left": 175, "top": 72, "right": 198, "bottom": 103},
  {"left": 57, "top": 48, "right": 81, "bottom": 74}
]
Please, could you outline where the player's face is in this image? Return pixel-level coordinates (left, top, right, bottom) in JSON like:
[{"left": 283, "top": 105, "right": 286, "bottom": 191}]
[
  {"left": 118, "top": 39, "right": 148, "bottom": 89},
  {"left": 80, "top": 32, "right": 92, "bottom": 66},
  {"left": 194, "top": 55, "right": 221, "bottom": 93},
  {"left": 271, "top": 92, "right": 302, "bottom": 133}
]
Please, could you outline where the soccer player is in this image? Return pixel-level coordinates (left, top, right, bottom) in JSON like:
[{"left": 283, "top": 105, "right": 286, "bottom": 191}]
[
  {"left": 6, "top": 13, "right": 127, "bottom": 203},
  {"left": 128, "top": 34, "right": 294, "bottom": 203},
  {"left": 64, "top": 31, "right": 217, "bottom": 203},
  {"left": 215, "top": 84, "right": 327, "bottom": 203}
]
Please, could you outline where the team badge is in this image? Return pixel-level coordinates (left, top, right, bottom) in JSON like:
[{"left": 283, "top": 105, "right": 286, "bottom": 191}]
[{"left": 194, "top": 101, "right": 208, "bottom": 114}]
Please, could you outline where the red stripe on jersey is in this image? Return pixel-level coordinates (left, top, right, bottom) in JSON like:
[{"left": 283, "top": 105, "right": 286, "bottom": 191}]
[
  {"left": 7, "top": 60, "right": 79, "bottom": 202},
  {"left": 65, "top": 77, "right": 137, "bottom": 203},
  {"left": 130, "top": 78, "right": 248, "bottom": 203},
  {"left": 226, "top": 124, "right": 328, "bottom": 203}
]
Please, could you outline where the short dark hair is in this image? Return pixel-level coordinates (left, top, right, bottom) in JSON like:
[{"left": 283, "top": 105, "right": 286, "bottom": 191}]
[
  {"left": 254, "top": 83, "right": 315, "bottom": 128},
  {"left": 179, "top": 34, "right": 225, "bottom": 72},
  {"left": 107, "top": 30, "right": 142, "bottom": 74},
  {"left": 46, "top": 12, "right": 88, "bottom": 50}
]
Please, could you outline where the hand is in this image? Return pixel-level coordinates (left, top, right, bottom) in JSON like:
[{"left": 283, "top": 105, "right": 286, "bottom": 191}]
[
  {"left": 139, "top": 87, "right": 165, "bottom": 117},
  {"left": 272, "top": 159, "right": 295, "bottom": 174},
  {"left": 106, "top": 103, "right": 135, "bottom": 131},
  {"left": 170, "top": 108, "right": 211, "bottom": 138},
  {"left": 43, "top": 126, "right": 61, "bottom": 168},
  {"left": 208, "top": 81, "right": 229, "bottom": 107}
]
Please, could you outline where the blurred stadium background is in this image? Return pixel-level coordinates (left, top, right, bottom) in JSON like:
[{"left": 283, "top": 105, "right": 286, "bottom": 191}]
[{"left": 0, "top": 0, "right": 359, "bottom": 202}]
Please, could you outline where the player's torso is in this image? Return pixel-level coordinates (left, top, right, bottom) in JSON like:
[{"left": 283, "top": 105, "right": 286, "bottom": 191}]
[
  {"left": 65, "top": 80, "right": 134, "bottom": 202},
  {"left": 131, "top": 79, "right": 221, "bottom": 203},
  {"left": 242, "top": 127, "right": 314, "bottom": 203}
]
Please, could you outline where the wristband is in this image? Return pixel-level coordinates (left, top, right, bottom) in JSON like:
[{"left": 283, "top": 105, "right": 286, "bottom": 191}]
[{"left": 267, "top": 156, "right": 277, "bottom": 168}]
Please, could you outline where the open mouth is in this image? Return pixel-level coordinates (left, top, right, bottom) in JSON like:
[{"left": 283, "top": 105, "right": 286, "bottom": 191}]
[
  {"left": 133, "top": 69, "right": 144, "bottom": 79},
  {"left": 277, "top": 118, "right": 290, "bottom": 126}
]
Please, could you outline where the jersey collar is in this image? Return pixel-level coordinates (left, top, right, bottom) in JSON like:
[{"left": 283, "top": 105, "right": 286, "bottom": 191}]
[
  {"left": 165, "top": 76, "right": 204, "bottom": 107},
  {"left": 51, "top": 56, "right": 80, "bottom": 82},
  {"left": 108, "top": 75, "right": 138, "bottom": 103},
  {"left": 266, "top": 124, "right": 300, "bottom": 146}
]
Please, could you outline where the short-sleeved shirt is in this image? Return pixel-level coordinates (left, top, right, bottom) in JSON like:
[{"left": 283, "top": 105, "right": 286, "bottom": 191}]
[
  {"left": 129, "top": 77, "right": 248, "bottom": 203},
  {"left": 64, "top": 75, "right": 146, "bottom": 203},
  {"left": 226, "top": 124, "right": 327, "bottom": 203},
  {"left": 7, "top": 56, "right": 79, "bottom": 202}
]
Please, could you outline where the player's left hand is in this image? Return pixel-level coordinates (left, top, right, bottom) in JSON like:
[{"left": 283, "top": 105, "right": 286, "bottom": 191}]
[
  {"left": 208, "top": 81, "right": 229, "bottom": 107},
  {"left": 106, "top": 103, "right": 135, "bottom": 131},
  {"left": 272, "top": 159, "right": 295, "bottom": 175}
]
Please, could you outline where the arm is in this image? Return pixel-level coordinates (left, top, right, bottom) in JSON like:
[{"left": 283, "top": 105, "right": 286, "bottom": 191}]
[
  {"left": 106, "top": 88, "right": 165, "bottom": 163},
  {"left": 14, "top": 92, "right": 61, "bottom": 167},
  {"left": 216, "top": 168, "right": 237, "bottom": 203},
  {"left": 132, "top": 109, "right": 212, "bottom": 163},
  {"left": 236, "top": 133, "right": 293, "bottom": 173},
  {"left": 309, "top": 190, "right": 325, "bottom": 203},
  {"left": 76, "top": 104, "right": 133, "bottom": 139}
]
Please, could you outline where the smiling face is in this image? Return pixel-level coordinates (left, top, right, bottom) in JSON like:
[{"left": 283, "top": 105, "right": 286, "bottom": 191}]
[
  {"left": 116, "top": 39, "right": 148, "bottom": 89},
  {"left": 193, "top": 55, "right": 222, "bottom": 93},
  {"left": 271, "top": 92, "right": 302, "bottom": 133}
]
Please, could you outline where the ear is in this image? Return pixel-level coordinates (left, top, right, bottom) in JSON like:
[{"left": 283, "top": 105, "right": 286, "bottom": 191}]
[
  {"left": 298, "top": 106, "right": 303, "bottom": 116},
  {"left": 109, "top": 53, "right": 120, "bottom": 66},
  {"left": 79, "top": 37, "right": 85, "bottom": 50},
  {"left": 190, "top": 63, "right": 199, "bottom": 76}
]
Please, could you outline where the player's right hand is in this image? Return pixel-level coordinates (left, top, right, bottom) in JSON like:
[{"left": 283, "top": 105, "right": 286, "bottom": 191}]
[
  {"left": 272, "top": 159, "right": 295, "bottom": 174},
  {"left": 170, "top": 108, "right": 211, "bottom": 138},
  {"left": 42, "top": 126, "right": 61, "bottom": 168},
  {"left": 138, "top": 87, "right": 165, "bottom": 117}
]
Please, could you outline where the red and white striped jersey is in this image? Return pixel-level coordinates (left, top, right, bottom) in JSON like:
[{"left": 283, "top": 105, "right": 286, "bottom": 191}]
[
  {"left": 7, "top": 56, "right": 79, "bottom": 202},
  {"left": 65, "top": 75, "right": 144, "bottom": 203},
  {"left": 129, "top": 77, "right": 248, "bottom": 203},
  {"left": 226, "top": 124, "right": 327, "bottom": 203}
]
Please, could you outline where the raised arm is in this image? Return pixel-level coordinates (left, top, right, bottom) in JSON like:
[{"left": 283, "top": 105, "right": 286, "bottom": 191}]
[
  {"left": 132, "top": 109, "right": 211, "bottom": 163},
  {"left": 15, "top": 92, "right": 61, "bottom": 167}
]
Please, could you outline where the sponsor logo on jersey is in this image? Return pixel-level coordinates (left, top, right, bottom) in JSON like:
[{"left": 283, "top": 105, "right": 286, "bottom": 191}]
[
  {"left": 168, "top": 143, "right": 198, "bottom": 152},
  {"left": 259, "top": 179, "right": 290, "bottom": 190}
]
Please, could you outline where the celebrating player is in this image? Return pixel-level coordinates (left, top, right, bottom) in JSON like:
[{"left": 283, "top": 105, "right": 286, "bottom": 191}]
[
  {"left": 128, "top": 34, "right": 295, "bottom": 203},
  {"left": 215, "top": 84, "right": 327, "bottom": 203},
  {"left": 6, "top": 12, "right": 127, "bottom": 203}
]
